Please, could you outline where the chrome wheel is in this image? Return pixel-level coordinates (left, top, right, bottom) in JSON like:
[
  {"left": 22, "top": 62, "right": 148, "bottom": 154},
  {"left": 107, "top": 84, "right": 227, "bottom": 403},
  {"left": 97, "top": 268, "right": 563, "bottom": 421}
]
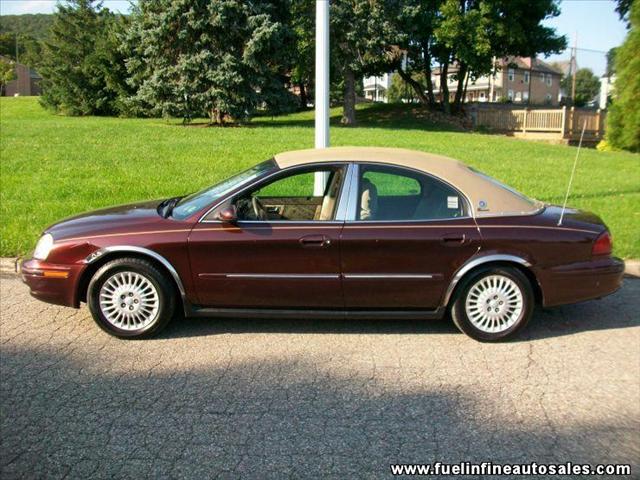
[
  {"left": 464, "top": 274, "right": 524, "bottom": 333},
  {"left": 98, "top": 271, "right": 159, "bottom": 331}
]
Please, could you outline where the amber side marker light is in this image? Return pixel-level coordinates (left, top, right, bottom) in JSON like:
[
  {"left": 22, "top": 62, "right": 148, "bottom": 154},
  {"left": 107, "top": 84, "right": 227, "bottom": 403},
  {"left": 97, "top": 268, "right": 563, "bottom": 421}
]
[
  {"left": 42, "top": 270, "right": 70, "bottom": 279},
  {"left": 592, "top": 231, "right": 612, "bottom": 256}
]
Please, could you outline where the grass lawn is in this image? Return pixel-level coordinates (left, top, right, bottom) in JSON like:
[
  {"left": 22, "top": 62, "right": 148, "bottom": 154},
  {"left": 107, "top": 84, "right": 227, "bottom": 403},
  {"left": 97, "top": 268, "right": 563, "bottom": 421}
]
[{"left": 1, "top": 97, "right": 638, "bottom": 258}]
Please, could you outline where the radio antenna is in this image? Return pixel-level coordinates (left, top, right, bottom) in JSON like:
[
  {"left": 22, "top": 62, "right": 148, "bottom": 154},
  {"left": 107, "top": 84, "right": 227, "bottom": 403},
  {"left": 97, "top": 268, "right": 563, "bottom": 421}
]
[{"left": 558, "top": 120, "right": 587, "bottom": 226}]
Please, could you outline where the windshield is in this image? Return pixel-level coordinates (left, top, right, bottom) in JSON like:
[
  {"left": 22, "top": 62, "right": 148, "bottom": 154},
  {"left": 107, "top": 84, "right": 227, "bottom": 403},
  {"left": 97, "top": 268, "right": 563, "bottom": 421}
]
[{"left": 171, "top": 159, "right": 277, "bottom": 219}]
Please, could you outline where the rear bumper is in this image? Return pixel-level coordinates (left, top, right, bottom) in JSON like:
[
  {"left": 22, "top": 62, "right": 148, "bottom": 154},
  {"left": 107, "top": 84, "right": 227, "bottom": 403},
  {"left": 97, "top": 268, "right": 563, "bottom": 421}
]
[
  {"left": 537, "top": 257, "right": 625, "bottom": 307},
  {"left": 19, "top": 258, "right": 85, "bottom": 308}
]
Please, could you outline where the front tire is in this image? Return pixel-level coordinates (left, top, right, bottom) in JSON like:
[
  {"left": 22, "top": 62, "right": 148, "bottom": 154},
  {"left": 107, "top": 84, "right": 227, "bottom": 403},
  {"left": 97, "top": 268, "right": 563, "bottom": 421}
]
[
  {"left": 87, "top": 257, "right": 176, "bottom": 338},
  {"left": 451, "top": 266, "right": 533, "bottom": 342}
]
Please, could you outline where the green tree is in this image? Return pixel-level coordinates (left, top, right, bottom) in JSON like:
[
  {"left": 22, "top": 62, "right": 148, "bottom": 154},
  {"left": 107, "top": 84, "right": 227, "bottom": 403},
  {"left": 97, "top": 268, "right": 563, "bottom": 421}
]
[
  {"left": 125, "top": 0, "right": 293, "bottom": 125},
  {"left": 386, "top": 0, "right": 565, "bottom": 114},
  {"left": 289, "top": 0, "right": 314, "bottom": 110},
  {"left": 607, "top": 0, "right": 640, "bottom": 152},
  {"left": 0, "top": 56, "right": 16, "bottom": 95},
  {"left": 387, "top": 71, "right": 424, "bottom": 103},
  {"left": 561, "top": 68, "right": 600, "bottom": 106},
  {"left": 330, "top": 0, "right": 392, "bottom": 125},
  {"left": 606, "top": 47, "right": 618, "bottom": 77},
  {"left": 39, "top": 0, "right": 121, "bottom": 115}
]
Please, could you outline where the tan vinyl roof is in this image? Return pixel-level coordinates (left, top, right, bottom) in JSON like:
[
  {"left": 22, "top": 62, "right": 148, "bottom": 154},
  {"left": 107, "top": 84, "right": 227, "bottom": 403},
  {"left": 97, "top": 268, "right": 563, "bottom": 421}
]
[{"left": 274, "top": 147, "right": 539, "bottom": 217}]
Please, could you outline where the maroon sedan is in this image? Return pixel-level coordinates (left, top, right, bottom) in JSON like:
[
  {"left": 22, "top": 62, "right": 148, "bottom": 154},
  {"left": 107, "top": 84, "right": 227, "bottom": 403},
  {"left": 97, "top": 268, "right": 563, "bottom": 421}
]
[{"left": 19, "top": 147, "right": 624, "bottom": 341}]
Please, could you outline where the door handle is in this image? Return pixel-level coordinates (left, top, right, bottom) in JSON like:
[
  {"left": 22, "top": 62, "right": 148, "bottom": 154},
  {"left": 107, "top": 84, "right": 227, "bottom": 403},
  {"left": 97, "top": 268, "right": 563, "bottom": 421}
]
[
  {"left": 299, "top": 234, "right": 331, "bottom": 248},
  {"left": 441, "top": 234, "right": 466, "bottom": 246}
]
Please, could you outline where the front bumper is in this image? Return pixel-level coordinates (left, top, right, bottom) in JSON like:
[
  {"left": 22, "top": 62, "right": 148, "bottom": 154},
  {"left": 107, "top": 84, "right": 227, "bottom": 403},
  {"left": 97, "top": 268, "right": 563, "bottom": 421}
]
[
  {"left": 537, "top": 257, "right": 625, "bottom": 307},
  {"left": 19, "top": 258, "right": 85, "bottom": 308}
]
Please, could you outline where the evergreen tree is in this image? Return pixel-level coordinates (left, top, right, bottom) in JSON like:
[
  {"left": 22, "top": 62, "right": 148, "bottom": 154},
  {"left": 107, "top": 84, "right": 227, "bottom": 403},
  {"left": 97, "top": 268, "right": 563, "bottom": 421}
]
[
  {"left": 39, "top": 0, "right": 120, "bottom": 115},
  {"left": 125, "top": 0, "right": 293, "bottom": 124},
  {"left": 607, "top": 0, "right": 640, "bottom": 152}
]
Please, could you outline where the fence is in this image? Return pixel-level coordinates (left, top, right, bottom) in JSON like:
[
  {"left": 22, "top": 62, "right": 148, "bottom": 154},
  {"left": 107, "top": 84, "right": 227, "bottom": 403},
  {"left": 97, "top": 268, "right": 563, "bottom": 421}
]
[{"left": 469, "top": 106, "right": 606, "bottom": 142}]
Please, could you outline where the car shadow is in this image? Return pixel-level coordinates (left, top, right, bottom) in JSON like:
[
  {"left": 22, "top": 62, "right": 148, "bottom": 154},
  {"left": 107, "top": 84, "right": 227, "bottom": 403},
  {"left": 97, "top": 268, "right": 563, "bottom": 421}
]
[{"left": 160, "top": 279, "right": 639, "bottom": 342}]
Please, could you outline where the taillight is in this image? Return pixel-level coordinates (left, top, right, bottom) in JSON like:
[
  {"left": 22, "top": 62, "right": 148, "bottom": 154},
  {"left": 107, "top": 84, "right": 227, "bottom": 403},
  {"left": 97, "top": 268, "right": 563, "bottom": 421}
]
[{"left": 592, "top": 231, "right": 612, "bottom": 256}]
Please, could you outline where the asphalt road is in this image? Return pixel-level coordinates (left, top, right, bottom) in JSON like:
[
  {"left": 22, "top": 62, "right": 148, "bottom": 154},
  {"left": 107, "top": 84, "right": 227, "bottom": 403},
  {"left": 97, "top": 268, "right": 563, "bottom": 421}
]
[{"left": 1, "top": 274, "right": 639, "bottom": 479}]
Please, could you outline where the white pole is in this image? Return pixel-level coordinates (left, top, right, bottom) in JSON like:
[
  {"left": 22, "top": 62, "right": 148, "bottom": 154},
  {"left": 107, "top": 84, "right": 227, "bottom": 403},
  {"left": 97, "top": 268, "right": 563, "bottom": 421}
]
[{"left": 314, "top": 0, "right": 330, "bottom": 195}]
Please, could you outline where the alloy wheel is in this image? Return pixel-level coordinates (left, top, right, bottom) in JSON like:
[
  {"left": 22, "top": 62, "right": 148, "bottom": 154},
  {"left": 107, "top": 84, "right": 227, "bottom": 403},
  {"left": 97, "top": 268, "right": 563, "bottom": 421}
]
[
  {"left": 464, "top": 274, "right": 524, "bottom": 333},
  {"left": 98, "top": 271, "right": 160, "bottom": 331}
]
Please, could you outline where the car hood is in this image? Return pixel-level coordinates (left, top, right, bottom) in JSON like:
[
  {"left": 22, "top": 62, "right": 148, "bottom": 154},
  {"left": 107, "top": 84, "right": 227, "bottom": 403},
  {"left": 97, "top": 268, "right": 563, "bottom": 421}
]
[{"left": 45, "top": 199, "right": 174, "bottom": 241}]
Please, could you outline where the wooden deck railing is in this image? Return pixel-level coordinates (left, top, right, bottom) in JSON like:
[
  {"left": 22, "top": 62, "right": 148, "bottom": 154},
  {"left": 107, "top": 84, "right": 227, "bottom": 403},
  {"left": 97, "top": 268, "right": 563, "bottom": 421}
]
[{"left": 470, "top": 106, "right": 605, "bottom": 140}]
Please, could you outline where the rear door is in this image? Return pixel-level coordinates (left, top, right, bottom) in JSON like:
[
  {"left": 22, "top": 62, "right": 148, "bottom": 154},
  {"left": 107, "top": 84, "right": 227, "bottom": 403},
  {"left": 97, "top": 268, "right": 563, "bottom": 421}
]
[{"left": 340, "top": 163, "right": 480, "bottom": 309}]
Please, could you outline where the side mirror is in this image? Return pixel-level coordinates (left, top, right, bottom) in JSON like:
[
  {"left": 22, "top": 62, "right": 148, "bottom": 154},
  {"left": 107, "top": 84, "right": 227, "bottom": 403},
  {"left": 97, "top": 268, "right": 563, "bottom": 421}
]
[{"left": 217, "top": 205, "right": 238, "bottom": 223}]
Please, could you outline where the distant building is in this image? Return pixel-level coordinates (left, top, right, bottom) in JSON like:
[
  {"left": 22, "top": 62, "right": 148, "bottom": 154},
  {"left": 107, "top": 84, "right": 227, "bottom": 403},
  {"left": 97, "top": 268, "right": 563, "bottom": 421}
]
[
  {"left": 1, "top": 56, "right": 41, "bottom": 96},
  {"left": 363, "top": 56, "right": 563, "bottom": 107},
  {"left": 599, "top": 75, "right": 615, "bottom": 109},
  {"left": 363, "top": 73, "right": 393, "bottom": 103},
  {"left": 433, "top": 57, "right": 562, "bottom": 106}
]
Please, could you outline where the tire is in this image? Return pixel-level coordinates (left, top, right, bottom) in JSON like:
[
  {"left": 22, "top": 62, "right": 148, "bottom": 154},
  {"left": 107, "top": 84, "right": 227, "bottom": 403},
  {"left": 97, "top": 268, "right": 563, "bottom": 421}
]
[
  {"left": 87, "top": 257, "right": 176, "bottom": 339},
  {"left": 450, "top": 266, "right": 534, "bottom": 342}
]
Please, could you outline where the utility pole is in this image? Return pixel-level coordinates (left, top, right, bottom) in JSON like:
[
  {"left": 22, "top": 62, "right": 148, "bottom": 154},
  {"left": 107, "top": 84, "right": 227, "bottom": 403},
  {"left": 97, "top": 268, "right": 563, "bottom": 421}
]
[
  {"left": 571, "top": 34, "right": 578, "bottom": 106},
  {"left": 314, "top": 0, "right": 330, "bottom": 195}
]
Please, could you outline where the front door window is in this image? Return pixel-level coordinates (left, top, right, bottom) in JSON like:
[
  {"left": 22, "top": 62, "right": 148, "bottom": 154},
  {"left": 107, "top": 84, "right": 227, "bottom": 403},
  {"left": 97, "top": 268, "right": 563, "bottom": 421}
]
[{"left": 232, "top": 166, "right": 345, "bottom": 222}]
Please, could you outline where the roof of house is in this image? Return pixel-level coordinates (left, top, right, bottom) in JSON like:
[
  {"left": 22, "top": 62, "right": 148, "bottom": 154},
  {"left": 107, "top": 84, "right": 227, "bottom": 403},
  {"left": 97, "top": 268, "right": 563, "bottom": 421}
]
[
  {"left": 274, "top": 147, "right": 540, "bottom": 217},
  {"left": 501, "top": 56, "right": 562, "bottom": 75}
]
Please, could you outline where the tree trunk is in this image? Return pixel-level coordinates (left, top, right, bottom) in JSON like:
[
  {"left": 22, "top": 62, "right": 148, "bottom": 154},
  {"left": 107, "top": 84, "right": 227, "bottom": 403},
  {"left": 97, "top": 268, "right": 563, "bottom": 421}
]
[
  {"left": 452, "top": 62, "right": 468, "bottom": 113},
  {"left": 341, "top": 67, "right": 356, "bottom": 126},
  {"left": 298, "top": 81, "right": 308, "bottom": 110},
  {"left": 396, "top": 66, "right": 430, "bottom": 105},
  {"left": 210, "top": 108, "right": 224, "bottom": 125},
  {"left": 440, "top": 58, "right": 450, "bottom": 114},
  {"left": 421, "top": 42, "right": 436, "bottom": 107}
]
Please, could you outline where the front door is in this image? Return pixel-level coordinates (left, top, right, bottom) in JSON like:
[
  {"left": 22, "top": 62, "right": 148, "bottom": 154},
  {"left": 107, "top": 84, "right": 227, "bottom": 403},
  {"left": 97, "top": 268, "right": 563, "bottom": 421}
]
[
  {"left": 188, "top": 164, "right": 348, "bottom": 308},
  {"left": 340, "top": 163, "right": 480, "bottom": 309}
]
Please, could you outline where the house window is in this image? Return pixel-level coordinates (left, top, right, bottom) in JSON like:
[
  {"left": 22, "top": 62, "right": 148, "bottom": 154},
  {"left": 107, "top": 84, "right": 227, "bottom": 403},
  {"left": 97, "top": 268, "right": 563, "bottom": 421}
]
[
  {"left": 546, "top": 74, "right": 552, "bottom": 86},
  {"left": 523, "top": 91, "right": 529, "bottom": 102},
  {"left": 545, "top": 93, "right": 552, "bottom": 105},
  {"left": 508, "top": 68, "right": 515, "bottom": 82},
  {"left": 479, "top": 91, "right": 485, "bottom": 100},
  {"left": 515, "top": 91, "right": 522, "bottom": 102},
  {"left": 524, "top": 71, "right": 530, "bottom": 84},
  {"left": 540, "top": 72, "right": 545, "bottom": 82},
  {"left": 507, "top": 89, "right": 514, "bottom": 101}
]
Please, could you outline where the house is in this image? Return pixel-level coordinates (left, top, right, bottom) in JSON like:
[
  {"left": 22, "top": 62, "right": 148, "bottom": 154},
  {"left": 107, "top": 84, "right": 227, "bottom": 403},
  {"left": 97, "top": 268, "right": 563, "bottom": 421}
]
[
  {"left": 432, "top": 57, "right": 563, "bottom": 106},
  {"left": 362, "top": 56, "right": 563, "bottom": 106},
  {"left": 362, "top": 73, "right": 393, "bottom": 102},
  {"left": 599, "top": 74, "right": 615, "bottom": 109},
  {"left": 1, "top": 56, "right": 42, "bottom": 96}
]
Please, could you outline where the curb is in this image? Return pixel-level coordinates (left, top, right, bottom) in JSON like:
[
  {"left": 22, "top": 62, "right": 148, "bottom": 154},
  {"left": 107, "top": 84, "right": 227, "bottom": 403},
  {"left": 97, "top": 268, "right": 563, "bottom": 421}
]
[{"left": 3, "top": 257, "right": 639, "bottom": 278}]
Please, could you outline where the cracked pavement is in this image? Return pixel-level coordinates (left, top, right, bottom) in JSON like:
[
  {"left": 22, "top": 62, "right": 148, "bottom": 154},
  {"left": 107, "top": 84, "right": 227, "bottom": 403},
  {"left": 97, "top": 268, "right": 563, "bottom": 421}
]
[{"left": 1, "top": 274, "right": 639, "bottom": 479}]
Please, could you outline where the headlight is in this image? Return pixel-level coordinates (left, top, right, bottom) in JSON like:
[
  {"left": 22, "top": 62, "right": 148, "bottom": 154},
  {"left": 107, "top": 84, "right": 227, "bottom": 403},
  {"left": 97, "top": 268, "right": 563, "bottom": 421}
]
[{"left": 33, "top": 234, "right": 54, "bottom": 260}]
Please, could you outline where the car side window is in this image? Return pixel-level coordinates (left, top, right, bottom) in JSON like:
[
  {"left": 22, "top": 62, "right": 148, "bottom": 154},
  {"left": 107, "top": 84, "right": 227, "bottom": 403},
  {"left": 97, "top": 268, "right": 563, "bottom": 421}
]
[
  {"left": 232, "top": 166, "right": 345, "bottom": 222},
  {"left": 357, "top": 165, "right": 466, "bottom": 221}
]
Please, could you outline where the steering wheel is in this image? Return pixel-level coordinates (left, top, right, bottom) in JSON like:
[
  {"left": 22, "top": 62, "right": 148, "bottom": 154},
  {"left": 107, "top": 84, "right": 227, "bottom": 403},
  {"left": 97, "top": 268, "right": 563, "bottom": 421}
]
[{"left": 251, "top": 196, "right": 268, "bottom": 220}]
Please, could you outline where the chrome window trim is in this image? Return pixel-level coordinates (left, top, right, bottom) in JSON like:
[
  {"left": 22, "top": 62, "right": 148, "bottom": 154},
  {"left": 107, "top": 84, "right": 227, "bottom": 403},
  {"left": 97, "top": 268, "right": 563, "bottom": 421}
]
[
  {"left": 344, "top": 162, "right": 474, "bottom": 222},
  {"left": 334, "top": 163, "right": 357, "bottom": 222},
  {"left": 199, "top": 161, "right": 351, "bottom": 224},
  {"left": 440, "top": 254, "right": 532, "bottom": 307}
]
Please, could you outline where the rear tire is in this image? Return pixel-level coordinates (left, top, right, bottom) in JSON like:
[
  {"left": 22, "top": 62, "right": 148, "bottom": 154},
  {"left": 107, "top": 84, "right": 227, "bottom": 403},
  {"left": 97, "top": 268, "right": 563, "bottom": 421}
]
[
  {"left": 87, "top": 257, "right": 175, "bottom": 339},
  {"left": 451, "top": 266, "right": 533, "bottom": 342}
]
